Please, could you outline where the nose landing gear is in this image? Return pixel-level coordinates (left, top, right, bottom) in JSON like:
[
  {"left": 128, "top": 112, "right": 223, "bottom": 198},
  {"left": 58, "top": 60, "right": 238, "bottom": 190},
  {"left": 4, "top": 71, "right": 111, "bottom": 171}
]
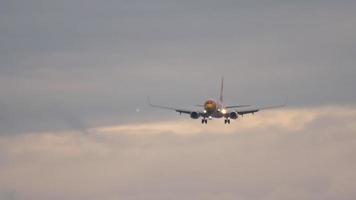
[
  {"left": 224, "top": 119, "right": 230, "bottom": 124},
  {"left": 201, "top": 118, "right": 208, "bottom": 124}
]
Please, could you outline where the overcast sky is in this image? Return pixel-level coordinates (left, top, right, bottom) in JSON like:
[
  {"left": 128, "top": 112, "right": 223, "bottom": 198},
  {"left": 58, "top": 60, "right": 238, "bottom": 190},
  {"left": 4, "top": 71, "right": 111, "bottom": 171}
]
[{"left": 1, "top": 0, "right": 356, "bottom": 199}]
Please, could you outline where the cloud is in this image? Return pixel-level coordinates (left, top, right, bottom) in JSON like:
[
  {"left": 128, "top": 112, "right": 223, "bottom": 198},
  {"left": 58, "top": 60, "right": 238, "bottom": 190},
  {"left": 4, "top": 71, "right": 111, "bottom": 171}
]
[
  {"left": 0, "top": 106, "right": 356, "bottom": 200},
  {"left": 94, "top": 106, "right": 356, "bottom": 135}
]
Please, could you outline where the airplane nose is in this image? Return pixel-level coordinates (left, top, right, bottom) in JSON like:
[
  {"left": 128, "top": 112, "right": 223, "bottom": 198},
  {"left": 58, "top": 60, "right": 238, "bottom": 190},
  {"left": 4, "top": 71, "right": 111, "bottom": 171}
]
[{"left": 205, "top": 103, "right": 216, "bottom": 111}]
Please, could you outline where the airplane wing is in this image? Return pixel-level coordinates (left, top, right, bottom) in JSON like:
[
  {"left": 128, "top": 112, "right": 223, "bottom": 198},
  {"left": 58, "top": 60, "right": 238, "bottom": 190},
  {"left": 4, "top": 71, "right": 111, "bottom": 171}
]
[
  {"left": 236, "top": 99, "right": 287, "bottom": 115},
  {"left": 148, "top": 97, "right": 201, "bottom": 115},
  {"left": 195, "top": 104, "right": 250, "bottom": 108},
  {"left": 225, "top": 105, "right": 251, "bottom": 109}
]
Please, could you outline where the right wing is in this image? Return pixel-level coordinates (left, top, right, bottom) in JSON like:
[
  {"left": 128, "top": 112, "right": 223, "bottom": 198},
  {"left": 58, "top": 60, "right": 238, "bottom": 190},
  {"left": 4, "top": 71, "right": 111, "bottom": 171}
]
[{"left": 147, "top": 97, "right": 201, "bottom": 115}]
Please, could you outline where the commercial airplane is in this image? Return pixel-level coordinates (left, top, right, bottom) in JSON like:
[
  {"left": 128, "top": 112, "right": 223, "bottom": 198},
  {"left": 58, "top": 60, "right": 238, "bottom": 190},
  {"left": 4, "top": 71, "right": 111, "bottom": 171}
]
[{"left": 148, "top": 78, "right": 286, "bottom": 124}]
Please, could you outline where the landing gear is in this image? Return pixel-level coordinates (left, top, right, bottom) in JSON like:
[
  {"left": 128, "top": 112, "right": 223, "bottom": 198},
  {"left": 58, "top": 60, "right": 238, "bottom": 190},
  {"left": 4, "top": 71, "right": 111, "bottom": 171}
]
[
  {"left": 201, "top": 118, "right": 208, "bottom": 124},
  {"left": 224, "top": 119, "right": 230, "bottom": 124}
]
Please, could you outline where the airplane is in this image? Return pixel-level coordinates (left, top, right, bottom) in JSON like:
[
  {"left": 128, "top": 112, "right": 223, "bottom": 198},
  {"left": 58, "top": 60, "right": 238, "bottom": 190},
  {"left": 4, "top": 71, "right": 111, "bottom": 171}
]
[{"left": 148, "top": 78, "right": 286, "bottom": 124}]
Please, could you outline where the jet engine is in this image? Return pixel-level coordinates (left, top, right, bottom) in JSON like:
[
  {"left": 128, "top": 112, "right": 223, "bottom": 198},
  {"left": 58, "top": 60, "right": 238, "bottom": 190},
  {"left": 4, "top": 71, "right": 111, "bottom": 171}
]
[
  {"left": 190, "top": 112, "right": 200, "bottom": 119},
  {"left": 229, "top": 112, "right": 238, "bottom": 119}
]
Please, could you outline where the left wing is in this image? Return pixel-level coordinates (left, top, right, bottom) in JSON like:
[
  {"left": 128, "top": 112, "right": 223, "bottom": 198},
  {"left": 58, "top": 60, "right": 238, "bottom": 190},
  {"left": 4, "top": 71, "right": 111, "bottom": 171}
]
[
  {"left": 236, "top": 99, "right": 287, "bottom": 115},
  {"left": 148, "top": 97, "right": 201, "bottom": 115},
  {"left": 225, "top": 104, "right": 251, "bottom": 109}
]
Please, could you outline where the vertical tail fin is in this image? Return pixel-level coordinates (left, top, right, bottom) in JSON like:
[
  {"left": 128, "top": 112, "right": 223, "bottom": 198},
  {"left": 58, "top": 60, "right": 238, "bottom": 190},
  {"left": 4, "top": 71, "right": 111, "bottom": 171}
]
[{"left": 219, "top": 77, "right": 224, "bottom": 103}]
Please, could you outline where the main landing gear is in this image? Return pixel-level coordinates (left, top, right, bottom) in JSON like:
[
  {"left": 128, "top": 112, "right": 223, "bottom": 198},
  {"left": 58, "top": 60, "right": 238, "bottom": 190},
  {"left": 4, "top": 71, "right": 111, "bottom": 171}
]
[
  {"left": 201, "top": 118, "right": 208, "bottom": 124},
  {"left": 224, "top": 118, "right": 231, "bottom": 124}
]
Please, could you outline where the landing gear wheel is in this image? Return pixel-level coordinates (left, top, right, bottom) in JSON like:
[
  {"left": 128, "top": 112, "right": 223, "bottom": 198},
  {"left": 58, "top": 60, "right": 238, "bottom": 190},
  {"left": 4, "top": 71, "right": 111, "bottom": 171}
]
[
  {"left": 224, "top": 119, "right": 231, "bottom": 124},
  {"left": 202, "top": 119, "right": 208, "bottom": 124}
]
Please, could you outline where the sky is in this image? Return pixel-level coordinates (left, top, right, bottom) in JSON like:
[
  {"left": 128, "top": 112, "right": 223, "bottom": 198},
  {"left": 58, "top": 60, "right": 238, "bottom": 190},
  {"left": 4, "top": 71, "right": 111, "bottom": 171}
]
[{"left": 0, "top": 0, "right": 356, "bottom": 199}]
